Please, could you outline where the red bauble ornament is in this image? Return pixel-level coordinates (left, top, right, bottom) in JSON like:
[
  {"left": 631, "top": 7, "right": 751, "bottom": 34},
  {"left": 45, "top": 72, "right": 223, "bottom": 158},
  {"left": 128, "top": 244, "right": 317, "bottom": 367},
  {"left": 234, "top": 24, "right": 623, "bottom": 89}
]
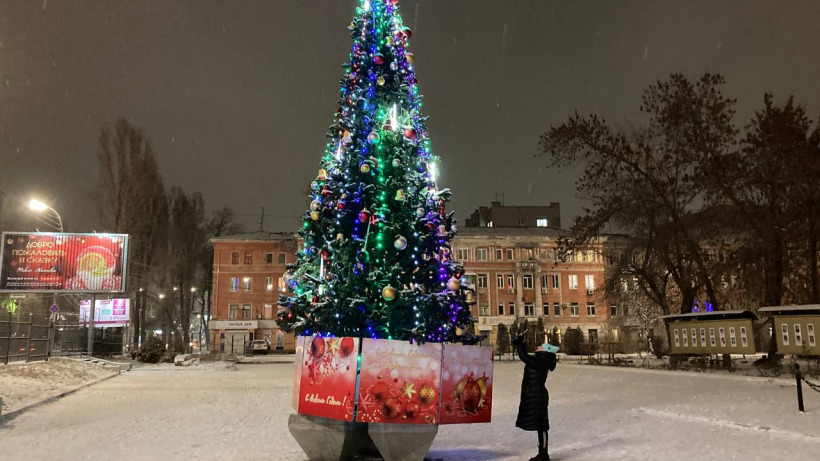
[
  {"left": 336, "top": 202, "right": 345, "bottom": 211},
  {"left": 404, "top": 401, "right": 420, "bottom": 419},
  {"left": 358, "top": 209, "right": 371, "bottom": 223},
  {"left": 382, "top": 397, "right": 403, "bottom": 419},
  {"left": 461, "top": 379, "right": 482, "bottom": 412},
  {"left": 403, "top": 127, "right": 416, "bottom": 140},
  {"left": 371, "top": 382, "right": 390, "bottom": 401},
  {"left": 374, "top": 54, "right": 385, "bottom": 65},
  {"left": 339, "top": 337, "right": 354, "bottom": 357},
  {"left": 310, "top": 337, "right": 326, "bottom": 359}
]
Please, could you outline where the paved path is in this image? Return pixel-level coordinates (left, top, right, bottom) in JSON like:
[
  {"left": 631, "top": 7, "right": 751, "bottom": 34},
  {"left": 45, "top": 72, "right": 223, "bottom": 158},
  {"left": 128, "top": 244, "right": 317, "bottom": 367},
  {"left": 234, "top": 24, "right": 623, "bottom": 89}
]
[{"left": 1, "top": 361, "right": 819, "bottom": 460}]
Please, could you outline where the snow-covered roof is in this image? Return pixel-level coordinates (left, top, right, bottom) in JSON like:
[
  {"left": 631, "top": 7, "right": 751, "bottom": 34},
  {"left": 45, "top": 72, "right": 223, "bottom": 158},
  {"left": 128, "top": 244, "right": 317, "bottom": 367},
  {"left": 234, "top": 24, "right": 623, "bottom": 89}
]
[
  {"left": 758, "top": 305, "right": 820, "bottom": 315},
  {"left": 661, "top": 310, "right": 757, "bottom": 322},
  {"left": 210, "top": 231, "right": 296, "bottom": 243}
]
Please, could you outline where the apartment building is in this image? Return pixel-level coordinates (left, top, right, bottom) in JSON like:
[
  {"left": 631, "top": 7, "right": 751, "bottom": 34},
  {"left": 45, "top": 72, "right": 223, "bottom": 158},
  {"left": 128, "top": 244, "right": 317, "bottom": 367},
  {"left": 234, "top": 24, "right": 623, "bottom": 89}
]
[{"left": 210, "top": 231, "right": 298, "bottom": 353}]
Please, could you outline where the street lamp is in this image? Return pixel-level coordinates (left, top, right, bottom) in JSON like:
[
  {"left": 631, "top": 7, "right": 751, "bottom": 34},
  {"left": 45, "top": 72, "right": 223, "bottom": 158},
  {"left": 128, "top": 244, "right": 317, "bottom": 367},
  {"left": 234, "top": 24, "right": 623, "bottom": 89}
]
[{"left": 28, "top": 199, "right": 64, "bottom": 232}]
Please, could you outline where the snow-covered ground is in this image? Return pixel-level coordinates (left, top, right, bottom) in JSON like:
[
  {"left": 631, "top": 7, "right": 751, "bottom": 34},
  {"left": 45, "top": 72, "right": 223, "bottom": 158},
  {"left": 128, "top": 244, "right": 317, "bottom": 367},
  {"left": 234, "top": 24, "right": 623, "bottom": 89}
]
[
  {"left": 0, "top": 358, "right": 116, "bottom": 413},
  {"left": 0, "top": 360, "right": 818, "bottom": 460}
]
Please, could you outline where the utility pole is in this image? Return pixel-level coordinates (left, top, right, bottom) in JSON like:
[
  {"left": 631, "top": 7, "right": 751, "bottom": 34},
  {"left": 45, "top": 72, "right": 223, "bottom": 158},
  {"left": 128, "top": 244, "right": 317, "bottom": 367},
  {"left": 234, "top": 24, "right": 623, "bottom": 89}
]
[
  {"left": 87, "top": 293, "right": 96, "bottom": 357},
  {"left": 259, "top": 207, "right": 265, "bottom": 231}
]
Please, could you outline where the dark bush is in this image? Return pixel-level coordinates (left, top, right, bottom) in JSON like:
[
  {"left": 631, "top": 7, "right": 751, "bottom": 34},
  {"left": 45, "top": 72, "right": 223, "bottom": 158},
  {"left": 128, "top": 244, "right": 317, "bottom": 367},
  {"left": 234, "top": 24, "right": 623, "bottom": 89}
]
[
  {"left": 562, "top": 327, "right": 585, "bottom": 355},
  {"left": 137, "top": 336, "right": 165, "bottom": 363},
  {"left": 650, "top": 336, "right": 668, "bottom": 359}
]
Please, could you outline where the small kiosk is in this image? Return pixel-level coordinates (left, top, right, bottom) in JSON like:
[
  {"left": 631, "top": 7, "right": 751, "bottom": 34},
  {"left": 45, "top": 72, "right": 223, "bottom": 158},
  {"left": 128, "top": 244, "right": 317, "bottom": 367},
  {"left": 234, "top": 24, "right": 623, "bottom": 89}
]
[
  {"left": 662, "top": 310, "right": 758, "bottom": 356},
  {"left": 758, "top": 305, "right": 820, "bottom": 357}
]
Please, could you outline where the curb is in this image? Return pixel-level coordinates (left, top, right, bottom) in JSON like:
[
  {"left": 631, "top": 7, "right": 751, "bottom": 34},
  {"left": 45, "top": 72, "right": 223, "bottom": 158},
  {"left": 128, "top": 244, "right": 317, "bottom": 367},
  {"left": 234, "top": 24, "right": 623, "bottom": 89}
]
[{"left": 0, "top": 371, "right": 121, "bottom": 424}]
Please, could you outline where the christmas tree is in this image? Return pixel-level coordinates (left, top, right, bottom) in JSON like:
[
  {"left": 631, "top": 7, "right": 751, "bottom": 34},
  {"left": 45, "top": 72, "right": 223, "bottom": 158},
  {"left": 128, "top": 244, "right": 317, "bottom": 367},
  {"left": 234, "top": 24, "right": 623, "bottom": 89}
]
[{"left": 277, "top": 0, "right": 476, "bottom": 344}]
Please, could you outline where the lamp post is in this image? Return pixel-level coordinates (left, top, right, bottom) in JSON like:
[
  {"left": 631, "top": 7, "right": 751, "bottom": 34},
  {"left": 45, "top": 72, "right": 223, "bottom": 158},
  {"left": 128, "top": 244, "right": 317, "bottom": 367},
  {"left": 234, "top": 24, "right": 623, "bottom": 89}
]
[
  {"left": 28, "top": 199, "right": 64, "bottom": 232},
  {"left": 190, "top": 287, "right": 198, "bottom": 353}
]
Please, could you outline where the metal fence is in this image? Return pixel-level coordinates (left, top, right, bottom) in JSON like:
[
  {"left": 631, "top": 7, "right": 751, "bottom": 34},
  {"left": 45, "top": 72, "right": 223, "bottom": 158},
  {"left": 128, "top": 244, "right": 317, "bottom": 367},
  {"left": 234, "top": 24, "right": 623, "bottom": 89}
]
[{"left": 0, "top": 313, "right": 51, "bottom": 364}]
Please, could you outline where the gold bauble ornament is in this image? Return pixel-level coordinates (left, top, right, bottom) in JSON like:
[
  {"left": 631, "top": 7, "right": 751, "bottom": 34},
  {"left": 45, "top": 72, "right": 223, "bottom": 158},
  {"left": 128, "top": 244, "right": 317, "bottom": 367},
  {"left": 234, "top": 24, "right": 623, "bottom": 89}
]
[
  {"left": 406, "top": 53, "right": 415, "bottom": 64},
  {"left": 382, "top": 285, "right": 397, "bottom": 301},
  {"left": 310, "top": 211, "right": 320, "bottom": 221},
  {"left": 377, "top": 76, "right": 386, "bottom": 86},
  {"left": 447, "top": 277, "right": 461, "bottom": 291}
]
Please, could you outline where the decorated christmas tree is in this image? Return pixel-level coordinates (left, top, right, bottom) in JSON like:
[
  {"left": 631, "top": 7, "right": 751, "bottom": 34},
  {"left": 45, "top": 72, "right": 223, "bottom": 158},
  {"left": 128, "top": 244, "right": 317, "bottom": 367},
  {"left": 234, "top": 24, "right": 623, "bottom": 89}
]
[{"left": 277, "top": 0, "right": 477, "bottom": 344}]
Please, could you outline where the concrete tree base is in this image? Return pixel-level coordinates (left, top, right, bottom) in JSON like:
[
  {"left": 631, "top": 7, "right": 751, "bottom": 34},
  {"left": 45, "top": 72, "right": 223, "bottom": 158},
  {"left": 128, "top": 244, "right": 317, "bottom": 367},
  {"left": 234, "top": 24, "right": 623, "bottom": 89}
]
[
  {"left": 368, "top": 422, "right": 439, "bottom": 461},
  {"left": 288, "top": 414, "right": 438, "bottom": 461}
]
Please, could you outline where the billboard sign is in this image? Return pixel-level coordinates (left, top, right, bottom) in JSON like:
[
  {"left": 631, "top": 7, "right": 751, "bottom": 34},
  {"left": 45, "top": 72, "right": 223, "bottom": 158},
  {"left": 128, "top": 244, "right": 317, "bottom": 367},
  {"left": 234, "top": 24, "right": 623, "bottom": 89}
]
[
  {"left": 79, "top": 298, "right": 130, "bottom": 328},
  {"left": 0, "top": 232, "right": 129, "bottom": 293}
]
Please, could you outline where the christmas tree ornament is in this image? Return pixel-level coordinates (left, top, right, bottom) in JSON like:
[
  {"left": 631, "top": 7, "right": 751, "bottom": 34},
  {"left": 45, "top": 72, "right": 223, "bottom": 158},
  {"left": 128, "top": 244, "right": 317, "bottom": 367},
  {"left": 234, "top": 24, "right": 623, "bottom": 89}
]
[
  {"left": 336, "top": 233, "right": 344, "bottom": 242},
  {"left": 415, "top": 207, "right": 425, "bottom": 217},
  {"left": 389, "top": 61, "right": 399, "bottom": 71},
  {"left": 367, "top": 131, "right": 381, "bottom": 144},
  {"left": 360, "top": 163, "right": 371, "bottom": 174},
  {"left": 310, "top": 200, "right": 322, "bottom": 211},
  {"left": 358, "top": 209, "right": 371, "bottom": 223},
  {"left": 310, "top": 211, "right": 321, "bottom": 221},
  {"left": 447, "top": 277, "right": 460, "bottom": 291},
  {"left": 395, "top": 189, "right": 406, "bottom": 201},
  {"left": 403, "top": 127, "right": 416, "bottom": 140},
  {"left": 317, "top": 169, "right": 328, "bottom": 180},
  {"left": 405, "top": 52, "right": 415, "bottom": 64},
  {"left": 391, "top": 158, "right": 401, "bottom": 167},
  {"left": 403, "top": 401, "right": 420, "bottom": 419},
  {"left": 377, "top": 76, "right": 386, "bottom": 86},
  {"left": 394, "top": 236, "right": 408, "bottom": 250},
  {"left": 374, "top": 54, "right": 385, "bottom": 65},
  {"left": 382, "top": 285, "right": 397, "bottom": 301},
  {"left": 356, "top": 250, "right": 370, "bottom": 264},
  {"left": 336, "top": 202, "right": 345, "bottom": 211},
  {"left": 461, "top": 378, "right": 482, "bottom": 412}
]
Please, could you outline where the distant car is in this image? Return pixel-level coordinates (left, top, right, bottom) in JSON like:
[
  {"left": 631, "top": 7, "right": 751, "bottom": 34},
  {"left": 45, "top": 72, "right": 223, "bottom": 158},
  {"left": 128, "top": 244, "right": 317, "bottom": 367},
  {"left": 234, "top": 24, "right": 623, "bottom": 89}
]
[{"left": 251, "top": 340, "right": 269, "bottom": 355}]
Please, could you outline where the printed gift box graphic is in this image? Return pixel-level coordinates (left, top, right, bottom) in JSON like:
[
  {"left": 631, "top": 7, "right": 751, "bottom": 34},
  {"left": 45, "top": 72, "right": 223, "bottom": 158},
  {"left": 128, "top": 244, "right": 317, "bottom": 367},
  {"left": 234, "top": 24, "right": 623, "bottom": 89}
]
[
  {"left": 440, "top": 344, "right": 494, "bottom": 424},
  {"left": 356, "top": 339, "right": 442, "bottom": 425},
  {"left": 296, "top": 336, "right": 359, "bottom": 421}
]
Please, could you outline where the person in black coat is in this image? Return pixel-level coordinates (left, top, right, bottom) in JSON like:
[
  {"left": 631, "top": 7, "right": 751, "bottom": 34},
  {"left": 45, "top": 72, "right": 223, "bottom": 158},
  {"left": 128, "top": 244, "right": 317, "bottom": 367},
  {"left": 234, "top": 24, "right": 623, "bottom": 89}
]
[{"left": 513, "top": 332, "right": 557, "bottom": 461}]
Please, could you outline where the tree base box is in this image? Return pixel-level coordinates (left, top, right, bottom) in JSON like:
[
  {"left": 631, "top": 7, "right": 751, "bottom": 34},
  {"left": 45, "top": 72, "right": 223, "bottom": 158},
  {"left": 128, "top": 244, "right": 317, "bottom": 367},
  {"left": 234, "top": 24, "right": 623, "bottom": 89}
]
[{"left": 288, "top": 414, "right": 437, "bottom": 461}]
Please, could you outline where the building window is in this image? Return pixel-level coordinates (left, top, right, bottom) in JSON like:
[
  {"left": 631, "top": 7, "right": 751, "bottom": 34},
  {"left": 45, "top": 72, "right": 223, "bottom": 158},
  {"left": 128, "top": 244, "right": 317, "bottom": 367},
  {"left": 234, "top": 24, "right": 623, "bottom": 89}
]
[
  {"left": 458, "top": 248, "right": 470, "bottom": 260},
  {"left": 673, "top": 329, "right": 680, "bottom": 347},
  {"left": 229, "top": 304, "right": 238, "bottom": 319},
  {"left": 243, "top": 277, "right": 253, "bottom": 291},
  {"left": 477, "top": 274, "right": 488, "bottom": 288},
  {"left": 495, "top": 248, "right": 503, "bottom": 260},
  {"left": 508, "top": 302, "right": 516, "bottom": 316},
  {"left": 524, "top": 303, "right": 534, "bottom": 317},
  {"left": 551, "top": 274, "right": 559, "bottom": 289},
  {"left": 781, "top": 324, "right": 789, "bottom": 346},
  {"left": 570, "top": 303, "right": 579, "bottom": 317},
  {"left": 266, "top": 277, "right": 274, "bottom": 291},
  {"left": 586, "top": 302, "right": 596, "bottom": 316},
  {"left": 588, "top": 329, "right": 598, "bottom": 343},
  {"left": 809, "top": 324, "right": 816, "bottom": 347},
  {"left": 229, "top": 277, "right": 239, "bottom": 292},
  {"left": 266, "top": 253, "right": 274, "bottom": 264},
  {"left": 276, "top": 331, "right": 285, "bottom": 348},
  {"left": 682, "top": 329, "right": 688, "bottom": 347},
  {"left": 699, "top": 328, "right": 706, "bottom": 347},
  {"left": 584, "top": 274, "right": 595, "bottom": 290},
  {"left": 709, "top": 328, "right": 716, "bottom": 347},
  {"left": 476, "top": 248, "right": 488, "bottom": 261},
  {"left": 536, "top": 218, "right": 549, "bottom": 227},
  {"left": 794, "top": 324, "right": 803, "bottom": 347},
  {"left": 242, "top": 304, "right": 252, "bottom": 319},
  {"left": 691, "top": 329, "right": 697, "bottom": 347},
  {"left": 719, "top": 327, "right": 726, "bottom": 347},
  {"left": 231, "top": 252, "right": 239, "bottom": 265},
  {"left": 506, "top": 249, "right": 514, "bottom": 261},
  {"left": 278, "top": 253, "right": 286, "bottom": 264},
  {"left": 568, "top": 275, "right": 578, "bottom": 290},
  {"left": 730, "top": 327, "right": 737, "bottom": 346},
  {"left": 610, "top": 304, "right": 617, "bottom": 316},
  {"left": 244, "top": 252, "right": 253, "bottom": 264},
  {"left": 506, "top": 274, "right": 515, "bottom": 290},
  {"left": 543, "top": 303, "right": 549, "bottom": 316},
  {"left": 741, "top": 326, "right": 749, "bottom": 347},
  {"left": 498, "top": 304, "right": 504, "bottom": 316},
  {"left": 541, "top": 275, "right": 549, "bottom": 290},
  {"left": 553, "top": 303, "right": 561, "bottom": 317},
  {"left": 479, "top": 303, "right": 491, "bottom": 316},
  {"left": 264, "top": 303, "right": 273, "bottom": 319},
  {"left": 496, "top": 274, "right": 505, "bottom": 288},
  {"left": 551, "top": 248, "right": 558, "bottom": 261},
  {"left": 540, "top": 250, "right": 548, "bottom": 261},
  {"left": 523, "top": 275, "right": 533, "bottom": 289},
  {"left": 466, "top": 275, "right": 477, "bottom": 287}
]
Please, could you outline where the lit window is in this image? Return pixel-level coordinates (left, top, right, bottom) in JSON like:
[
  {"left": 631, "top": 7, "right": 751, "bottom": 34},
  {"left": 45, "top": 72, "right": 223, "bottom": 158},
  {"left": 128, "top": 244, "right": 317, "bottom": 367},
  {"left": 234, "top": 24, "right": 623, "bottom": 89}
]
[
  {"left": 242, "top": 304, "right": 251, "bottom": 319},
  {"left": 266, "top": 277, "right": 274, "bottom": 291},
  {"left": 229, "top": 304, "right": 238, "bottom": 319},
  {"left": 584, "top": 274, "right": 595, "bottom": 290},
  {"left": 479, "top": 303, "right": 491, "bottom": 316},
  {"left": 243, "top": 277, "right": 252, "bottom": 291},
  {"left": 568, "top": 275, "right": 578, "bottom": 290},
  {"left": 229, "top": 277, "right": 239, "bottom": 292},
  {"left": 536, "top": 218, "right": 548, "bottom": 227}
]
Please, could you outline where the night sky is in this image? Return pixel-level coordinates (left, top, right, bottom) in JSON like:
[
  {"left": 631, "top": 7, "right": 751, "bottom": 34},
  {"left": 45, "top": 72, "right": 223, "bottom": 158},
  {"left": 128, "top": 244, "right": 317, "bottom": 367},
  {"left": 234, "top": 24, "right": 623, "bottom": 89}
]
[{"left": 1, "top": 1, "right": 819, "bottom": 233}]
